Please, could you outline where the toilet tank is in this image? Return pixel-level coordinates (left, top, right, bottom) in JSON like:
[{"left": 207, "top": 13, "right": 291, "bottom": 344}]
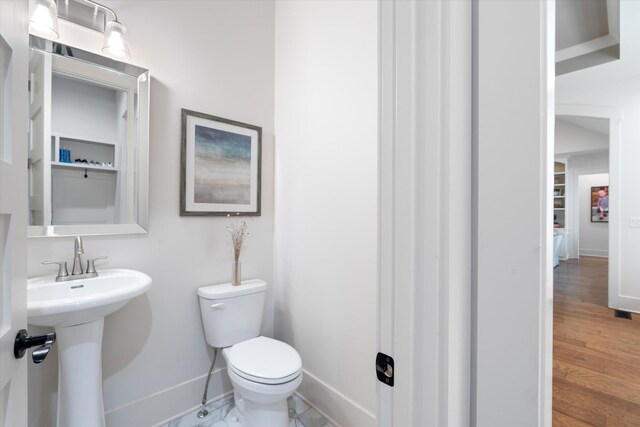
[{"left": 198, "top": 279, "right": 267, "bottom": 348}]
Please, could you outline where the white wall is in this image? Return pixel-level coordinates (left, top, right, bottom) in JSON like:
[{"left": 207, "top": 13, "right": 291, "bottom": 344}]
[
  {"left": 273, "top": 1, "right": 377, "bottom": 426},
  {"left": 578, "top": 173, "right": 609, "bottom": 256},
  {"left": 27, "top": 2, "right": 275, "bottom": 426},
  {"left": 51, "top": 75, "right": 118, "bottom": 143}
]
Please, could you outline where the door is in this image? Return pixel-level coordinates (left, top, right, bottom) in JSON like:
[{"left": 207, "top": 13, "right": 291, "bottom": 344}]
[
  {"left": 27, "top": 48, "right": 51, "bottom": 228},
  {"left": 0, "top": 1, "right": 29, "bottom": 426},
  {"left": 378, "top": 1, "right": 472, "bottom": 425}
]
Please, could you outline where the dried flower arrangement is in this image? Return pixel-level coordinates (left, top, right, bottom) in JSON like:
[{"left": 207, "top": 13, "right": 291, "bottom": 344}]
[{"left": 226, "top": 213, "right": 250, "bottom": 263}]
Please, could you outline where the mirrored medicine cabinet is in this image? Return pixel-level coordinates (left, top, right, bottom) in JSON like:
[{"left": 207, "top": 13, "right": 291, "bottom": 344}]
[{"left": 28, "top": 35, "right": 150, "bottom": 237}]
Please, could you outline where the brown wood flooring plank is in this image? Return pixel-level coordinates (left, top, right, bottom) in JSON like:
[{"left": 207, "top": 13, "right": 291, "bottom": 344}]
[
  {"left": 553, "top": 377, "right": 640, "bottom": 427},
  {"left": 554, "top": 257, "right": 640, "bottom": 427},
  {"left": 553, "top": 409, "right": 597, "bottom": 427}
]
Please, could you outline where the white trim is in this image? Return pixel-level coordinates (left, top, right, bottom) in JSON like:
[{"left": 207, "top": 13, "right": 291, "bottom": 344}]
[
  {"left": 297, "top": 369, "right": 376, "bottom": 427},
  {"left": 28, "top": 223, "right": 148, "bottom": 237},
  {"left": 104, "top": 369, "right": 232, "bottom": 427},
  {"left": 52, "top": 54, "right": 138, "bottom": 92},
  {"left": 555, "top": 104, "right": 622, "bottom": 313},
  {"left": 289, "top": 392, "right": 341, "bottom": 427},
  {"left": 606, "top": 0, "right": 621, "bottom": 41},
  {"left": 438, "top": 1, "right": 473, "bottom": 425},
  {"left": 109, "top": 367, "right": 374, "bottom": 427},
  {"left": 0, "top": 1, "right": 30, "bottom": 424},
  {"left": 579, "top": 248, "right": 609, "bottom": 257},
  {"left": 543, "top": 3, "right": 555, "bottom": 425},
  {"left": 376, "top": 0, "right": 395, "bottom": 424},
  {"left": 568, "top": 165, "right": 609, "bottom": 259},
  {"left": 378, "top": 1, "right": 471, "bottom": 426},
  {"left": 555, "top": 34, "right": 619, "bottom": 63},
  {"left": 556, "top": 105, "right": 622, "bottom": 120},
  {"left": 616, "top": 295, "right": 640, "bottom": 314}
]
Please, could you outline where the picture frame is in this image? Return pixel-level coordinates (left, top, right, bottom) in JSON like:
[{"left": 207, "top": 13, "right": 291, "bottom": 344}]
[
  {"left": 590, "top": 185, "right": 608, "bottom": 223},
  {"left": 180, "top": 109, "right": 262, "bottom": 216}
]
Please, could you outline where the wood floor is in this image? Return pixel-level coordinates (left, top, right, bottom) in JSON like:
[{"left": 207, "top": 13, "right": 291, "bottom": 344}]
[{"left": 553, "top": 257, "right": 640, "bottom": 426}]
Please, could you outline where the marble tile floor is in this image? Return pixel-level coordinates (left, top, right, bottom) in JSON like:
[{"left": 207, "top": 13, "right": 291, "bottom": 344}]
[{"left": 162, "top": 394, "right": 335, "bottom": 427}]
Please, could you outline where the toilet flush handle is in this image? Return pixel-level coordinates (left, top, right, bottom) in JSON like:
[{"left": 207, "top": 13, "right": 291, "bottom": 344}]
[{"left": 210, "top": 303, "right": 225, "bottom": 310}]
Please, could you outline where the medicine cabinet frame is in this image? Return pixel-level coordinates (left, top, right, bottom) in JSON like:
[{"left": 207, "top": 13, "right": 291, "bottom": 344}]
[{"left": 28, "top": 35, "right": 150, "bottom": 237}]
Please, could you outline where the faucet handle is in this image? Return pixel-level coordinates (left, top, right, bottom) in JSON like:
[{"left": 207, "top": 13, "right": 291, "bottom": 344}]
[
  {"left": 86, "top": 256, "right": 108, "bottom": 274},
  {"left": 42, "top": 261, "right": 69, "bottom": 280}
]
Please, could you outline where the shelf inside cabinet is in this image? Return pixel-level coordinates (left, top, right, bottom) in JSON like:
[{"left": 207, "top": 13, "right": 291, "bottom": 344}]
[
  {"left": 51, "top": 132, "right": 117, "bottom": 168},
  {"left": 51, "top": 161, "right": 118, "bottom": 172},
  {"left": 554, "top": 161, "right": 567, "bottom": 228}
]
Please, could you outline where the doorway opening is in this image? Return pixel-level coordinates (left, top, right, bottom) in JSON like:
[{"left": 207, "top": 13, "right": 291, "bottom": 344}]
[
  {"left": 554, "top": 115, "right": 610, "bottom": 269},
  {"left": 551, "top": 29, "right": 640, "bottom": 425},
  {"left": 551, "top": 114, "right": 622, "bottom": 425}
]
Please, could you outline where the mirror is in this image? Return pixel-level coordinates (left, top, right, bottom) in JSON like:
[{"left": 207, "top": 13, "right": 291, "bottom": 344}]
[{"left": 28, "top": 35, "right": 149, "bottom": 237}]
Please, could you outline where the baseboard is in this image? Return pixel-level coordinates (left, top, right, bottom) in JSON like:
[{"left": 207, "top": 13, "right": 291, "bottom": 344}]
[
  {"left": 296, "top": 369, "right": 376, "bottom": 427},
  {"left": 614, "top": 295, "right": 640, "bottom": 315},
  {"left": 104, "top": 367, "right": 375, "bottom": 427},
  {"left": 104, "top": 368, "right": 233, "bottom": 427},
  {"left": 579, "top": 248, "right": 609, "bottom": 257}
]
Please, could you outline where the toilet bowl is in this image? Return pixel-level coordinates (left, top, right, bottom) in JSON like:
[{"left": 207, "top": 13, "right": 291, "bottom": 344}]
[
  {"left": 198, "top": 280, "right": 302, "bottom": 427},
  {"left": 223, "top": 337, "right": 302, "bottom": 426}
]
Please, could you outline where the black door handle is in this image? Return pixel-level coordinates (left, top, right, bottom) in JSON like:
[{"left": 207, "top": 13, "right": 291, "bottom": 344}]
[{"left": 14, "top": 329, "right": 56, "bottom": 364}]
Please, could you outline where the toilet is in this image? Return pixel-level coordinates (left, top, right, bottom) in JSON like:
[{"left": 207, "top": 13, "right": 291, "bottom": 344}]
[{"left": 198, "top": 279, "right": 302, "bottom": 427}]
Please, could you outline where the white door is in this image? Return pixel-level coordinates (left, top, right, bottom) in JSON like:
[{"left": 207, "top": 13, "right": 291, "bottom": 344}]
[
  {"left": 378, "top": 1, "right": 472, "bottom": 426},
  {"left": 28, "top": 48, "right": 51, "bottom": 227},
  {"left": 0, "top": 1, "right": 29, "bottom": 426}
]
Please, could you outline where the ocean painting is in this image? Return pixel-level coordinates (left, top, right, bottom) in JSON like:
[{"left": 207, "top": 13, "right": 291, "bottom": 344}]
[{"left": 194, "top": 125, "right": 251, "bottom": 205}]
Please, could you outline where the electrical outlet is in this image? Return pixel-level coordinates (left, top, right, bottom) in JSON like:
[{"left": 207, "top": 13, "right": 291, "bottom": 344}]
[{"left": 630, "top": 217, "right": 640, "bottom": 228}]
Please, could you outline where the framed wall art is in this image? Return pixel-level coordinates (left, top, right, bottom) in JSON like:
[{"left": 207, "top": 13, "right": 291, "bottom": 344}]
[
  {"left": 180, "top": 109, "right": 262, "bottom": 216},
  {"left": 590, "top": 185, "right": 609, "bottom": 223}
]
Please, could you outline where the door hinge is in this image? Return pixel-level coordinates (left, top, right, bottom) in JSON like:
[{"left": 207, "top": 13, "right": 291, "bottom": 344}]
[{"left": 376, "top": 352, "right": 394, "bottom": 387}]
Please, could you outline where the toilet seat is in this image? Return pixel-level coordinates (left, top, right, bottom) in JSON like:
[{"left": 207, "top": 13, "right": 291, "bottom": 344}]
[{"left": 225, "top": 336, "right": 302, "bottom": 385}]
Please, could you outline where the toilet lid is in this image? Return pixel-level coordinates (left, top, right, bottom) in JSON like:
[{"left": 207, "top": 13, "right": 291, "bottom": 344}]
[{"left": 226, "top": 336, "right": 302, "bottom": 384}]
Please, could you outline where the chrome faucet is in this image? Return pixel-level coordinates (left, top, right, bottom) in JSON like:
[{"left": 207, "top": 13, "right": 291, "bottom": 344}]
[
  {"left": 42, "top": 236, "right": 108, "bottom": 282},
  {"left": 72, "top": 236, "right": 84, "bottom": 275}
]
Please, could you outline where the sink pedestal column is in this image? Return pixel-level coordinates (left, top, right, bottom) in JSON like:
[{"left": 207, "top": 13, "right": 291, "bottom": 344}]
[{"left": 56, "top": 318, "right": 105, "bottom": 427}]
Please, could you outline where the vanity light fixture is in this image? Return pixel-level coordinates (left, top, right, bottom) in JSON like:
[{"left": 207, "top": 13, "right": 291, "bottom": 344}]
[
  {"left": 75, "top": 0, "right": 131, "bottom": 60},
  {"left": 29, "top": 0, "right": 60, "bottom": 40}
]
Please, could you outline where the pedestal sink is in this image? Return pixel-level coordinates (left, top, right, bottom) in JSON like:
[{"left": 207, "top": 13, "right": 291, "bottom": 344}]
[{"left": 28, "top": 269, "right": 152, "bottom": 427}]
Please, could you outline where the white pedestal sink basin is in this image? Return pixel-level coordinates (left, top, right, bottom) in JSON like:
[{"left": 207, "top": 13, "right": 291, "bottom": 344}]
[{"left": 27, "top": 269, "right": 152, "bottom": 427}]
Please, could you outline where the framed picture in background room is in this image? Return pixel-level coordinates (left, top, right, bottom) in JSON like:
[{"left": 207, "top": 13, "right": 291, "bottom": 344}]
[
  {"left": 180, "top": 109, "right": 262, "bottom": 216},
  {"left": 590, "top": 185, "right": 609, "bottom": 223}
]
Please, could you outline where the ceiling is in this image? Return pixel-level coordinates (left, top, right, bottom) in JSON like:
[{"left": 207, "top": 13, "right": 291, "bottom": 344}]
[
  {"left": 556, "top": 1, "right": 640, "bottom": 95},
  {"left": 557, "top": 116, "right": 609, "bottom": 136},
  {"left": 556, "top": 0, "right": 610, "bottom": 51},
  {"left": 555, "top": 0, "right": 619, "bottom": 75}
]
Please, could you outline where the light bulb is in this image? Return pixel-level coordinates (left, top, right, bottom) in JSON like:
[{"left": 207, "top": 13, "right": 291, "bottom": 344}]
[
  {"left": 102, "top": 21, "right": 131, "bottom": 60},
  {"left": 29, "top": 0, "right": 59, "bottom": 40}
]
